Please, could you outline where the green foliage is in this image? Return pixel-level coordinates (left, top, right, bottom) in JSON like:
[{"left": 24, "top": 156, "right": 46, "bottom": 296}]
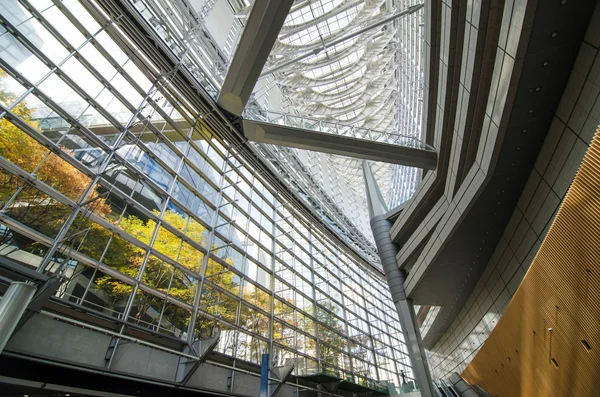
[
  {"left": 0, "top": 70, "right": 110, "bottom": 244},
  {"left": 315, "top": 301, "right": 347, "bottom": 369},
  {"left": 0, "top": 72, "right": 359, "bottom": 369}
]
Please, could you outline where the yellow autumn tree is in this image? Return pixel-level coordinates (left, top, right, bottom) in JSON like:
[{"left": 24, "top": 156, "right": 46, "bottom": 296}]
[
  {"left": 1, "top": 70, "right": 273, "bottom": 342},
  {"left": 310, "top": 301, "right": 348, "bottom": 373},
  {"left": 0, "top": 69, "right": 110, "bottom": 245},
  {"left": 92, "top": 209, "right": 254, "bottom": 338}
]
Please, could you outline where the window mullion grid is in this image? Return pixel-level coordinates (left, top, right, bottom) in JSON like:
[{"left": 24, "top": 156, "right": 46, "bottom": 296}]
[
  {"left": 0, "top": 1, "right": 415, "bottom": 389},
  {"left": 61, "top": 2, "right": 169, "bottom": 112},
  {"left": 22, "top": 0, "right": 144, "bottom": 120},
  {"left": 332, "top": 246, "right": 353, "bottom": 379},
  {"left": 388, "top": 335, "right": 406, "bottom": 387},
  {"left": 307, "top": 226, "right": 323, "bottom": 372},
  {"left": 0, "top": 56, "right": 118, "bottom": 157},
  {"left": 132, "top": 115, "right": 188, "bottom": 161},
  {"left": 186, "top": 137, "right": 229, "bottom": 344},
  {"left": 0, "top": 215, "right": 187, "bottom": 320},
  {"left": 0, "top": 155, "right": 76, "bottom": 211},
  {"left": 34, "top": 113, "right": 130, "bottom": 275},
  {"left": 82, "top": 2, "right": 205, "bottom": 121},
  {"left": 0, "top": 12, "right": 129, "bottom": 131},
  {"left": 105, "top": 189, "right": 181, "bottom": 367},
  {"left": 0, "top": 114, "right": 124, "bottom": 278},
  {"left": 121, "top": 129, "right": 179, "bottom": 180},
  {"left": 364, "top": 292, "right": 383, "bottom": 384}
]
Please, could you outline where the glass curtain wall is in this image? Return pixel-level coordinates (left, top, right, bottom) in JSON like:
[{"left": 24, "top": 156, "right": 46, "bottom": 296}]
[{"left": 0, "top": 0, "right": 412, "bottom": 389}]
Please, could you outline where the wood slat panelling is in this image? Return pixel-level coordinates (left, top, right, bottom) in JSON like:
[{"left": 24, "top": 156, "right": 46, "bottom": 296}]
[{"left": 461, "top": 127, "right": 600, "bottom": 396}]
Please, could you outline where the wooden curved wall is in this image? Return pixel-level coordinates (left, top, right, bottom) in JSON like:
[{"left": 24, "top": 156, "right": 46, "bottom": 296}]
[{"left": 461, "top": 127, "right": 600, "bottom": 396}]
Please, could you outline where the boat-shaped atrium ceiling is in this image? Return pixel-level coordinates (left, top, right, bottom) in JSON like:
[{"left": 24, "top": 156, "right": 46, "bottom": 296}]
[{"left": 130, "top": 0, "right": 427, "bottom": 263}]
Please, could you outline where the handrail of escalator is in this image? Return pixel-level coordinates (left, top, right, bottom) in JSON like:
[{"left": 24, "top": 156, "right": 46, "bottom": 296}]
[
  {"left": 472, "top": 384, "right": 493, "bottom": 397},
  {"left": 434, "top": 381, "right": 448, "bottom": 397},
  {"left": 434, "top": 381, "right": 447, "bottom": 397},
  {"left": 442, "top": 379, "right": 460, "bottom": 397}
]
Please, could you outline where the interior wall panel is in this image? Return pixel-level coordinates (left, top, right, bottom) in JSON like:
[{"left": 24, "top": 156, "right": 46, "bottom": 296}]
[{"left": 462, "top": 126, "right": 600, "bottom": 396}]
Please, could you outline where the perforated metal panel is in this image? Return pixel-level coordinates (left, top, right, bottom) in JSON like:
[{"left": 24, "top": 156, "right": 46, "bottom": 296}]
[{"left": 461, "top": 126, "right": 600, "bottom": 396}]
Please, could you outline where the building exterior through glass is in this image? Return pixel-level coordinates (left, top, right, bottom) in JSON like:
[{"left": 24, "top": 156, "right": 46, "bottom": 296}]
[{"left": 0, "top": 0, "right": 417, "bottom": 391}]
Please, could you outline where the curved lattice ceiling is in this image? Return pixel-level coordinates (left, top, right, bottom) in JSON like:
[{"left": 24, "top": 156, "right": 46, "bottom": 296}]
[{"left": 248, "top": 0, "right": 425, "bottom": 240}]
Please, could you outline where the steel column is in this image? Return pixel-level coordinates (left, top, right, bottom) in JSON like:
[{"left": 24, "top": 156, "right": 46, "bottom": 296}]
[{"left": 363, "top": 162, "right": 436, "bottom": 397}]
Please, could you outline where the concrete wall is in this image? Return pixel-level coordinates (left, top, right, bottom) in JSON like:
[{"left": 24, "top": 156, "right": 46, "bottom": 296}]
[
  {"left": 6, "top": 314, "right": 322, "bottom": 397},
  {"left": 6, "top": 314, "right": 267, "bottom": 394},
  {"left": 426, "top": 2, "right": 600, "bottom": 380},
  {"left": 8, "top": 314, "right": 112, "bottom": 368}
]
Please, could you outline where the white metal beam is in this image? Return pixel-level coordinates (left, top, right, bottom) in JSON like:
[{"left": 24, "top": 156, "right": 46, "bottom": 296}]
[
  {"left": 243, "top": 120, "right": 437, "bottom": 169},
  {"left": 217, "top": 0, "right": 295, "bottom": 116}
]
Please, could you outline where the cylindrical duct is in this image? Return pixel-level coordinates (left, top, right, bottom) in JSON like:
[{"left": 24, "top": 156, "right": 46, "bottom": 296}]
[{"left": 0, "top": 282, "right": 37, "bottom": 352}]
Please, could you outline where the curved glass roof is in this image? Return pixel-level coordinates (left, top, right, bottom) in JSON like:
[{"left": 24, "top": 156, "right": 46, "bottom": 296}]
[
  {"left": 131, "top": 0, "right": 426, "bottom": 256},
  {"left": 249, "top": 0, "right": 426, "bottom": 241}
]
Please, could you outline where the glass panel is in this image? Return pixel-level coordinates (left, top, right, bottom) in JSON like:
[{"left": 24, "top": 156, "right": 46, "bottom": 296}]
[
  {"left": 235, "top": 330, "right": 267, "bottom": 364},
  {"left": 128, "top": 288, "right": 165, "bottom": 329},
  {"left": 0, "top": 225, "right": 49, "bottom": 271},
  {"left": 0, "top": 33, "right": 51, "bottom": 83},
  {"left": 214, "top": 322, "right": 236, "bottom": 356},
  {"left": 41, "top": 6, "right": 86, "bottom": 48},
  {"left": 3, "top": 185, "right": 72, "bottom": 238},
  {"left": 239, "top": 303, "right": 269, "bottom": 338},
  {"left": 85, "top": 269, "right": 133, "bottom": 318},
  {"left": 272, "top": 344, "right": 295, "bottom": 368},
  {"left": 200, "top": 283, "right": 238, "bottom": 326},
  {"left": 166, "top": 266, "right": 198, "bottom": 306},
  {"left": 118, "top": 205, "right": 156, "bottom": 245},
  {"left": 0, "top": 117, "right": 47, "bottom": 173},
  {"left": 160, "top": 300, "right": 191, "bottom": 339},
  {"left": 152, "top": 225, "right": 181, "bottom": 262},
  {"left": 0, "top": 65, "right": 27, "bottom": 100},
  {"left": 63, "top": 0, "right": 101, "bottom": 34},
  {"left": 0, "top": 168, "right": 23, "bottom": 208},
  {"left": 206, "top": 261, "right": 240, "bottom": 295},
  {"left": 241, "top": 279, "right": 271, "bottom": 312},
  {"left": 194, "top": 312, "right": 217, "bottom": 339}
]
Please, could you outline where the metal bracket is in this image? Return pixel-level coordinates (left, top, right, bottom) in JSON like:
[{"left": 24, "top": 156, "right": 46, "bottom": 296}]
[
  {"left": 268, "top": 364, "right": 294, "bottom": 397},
  {"left": 175, "top": 333, "right": 220, "bottom": 384},
  {"left": 227, "top": 369, "right": 234, "bottom": 392},
  {"left": 318, "top": 381, "right": 341, "bottom": 394},
  {"left": 105, "top": 336, "right": 118, "bottom": 361}
]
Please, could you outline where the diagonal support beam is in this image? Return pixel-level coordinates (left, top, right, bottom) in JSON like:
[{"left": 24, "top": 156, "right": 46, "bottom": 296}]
[
  {"left": 268, "top": 365, "right": 294, "bottom": 397},
  {"left": 176, "top": 334, "right": 220, "bottom": 384},
  {"left": 217, "top": 0, "right": 295, "bottom": 116},
  {"left": 243, "top": 120, "right": 437, "bottom": 169}
]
